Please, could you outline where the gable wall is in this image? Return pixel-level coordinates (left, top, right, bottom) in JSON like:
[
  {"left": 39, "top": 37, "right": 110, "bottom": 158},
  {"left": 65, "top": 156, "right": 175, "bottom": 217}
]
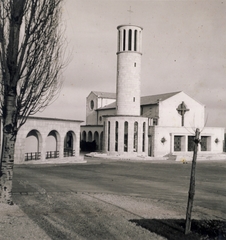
[
  {"left": 86, "top": 92, "right": 98, "bottom": 125},
  {"left": 158, "top": 92, "right": 205, "bottom": 128},
  {"left": 86, "top": 92, "right": 116, "bottom": 125}
]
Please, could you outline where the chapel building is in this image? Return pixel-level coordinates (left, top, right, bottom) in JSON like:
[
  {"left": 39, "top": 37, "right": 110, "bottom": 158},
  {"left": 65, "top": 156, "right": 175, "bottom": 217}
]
[{"left": 81, "top": 24, "right": 225, "bottom": 161}]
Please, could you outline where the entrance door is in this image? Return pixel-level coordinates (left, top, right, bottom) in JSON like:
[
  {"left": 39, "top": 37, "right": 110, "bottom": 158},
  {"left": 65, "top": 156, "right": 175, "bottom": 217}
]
[
  {"left": 188, "top": 136, "right": 195, "bottom": 151},
  {"left": 174, "top": 136, "right": 182, "bottom": 151},
  {"left": 201, "top": 136, "right": 208, "bottom": 151}
]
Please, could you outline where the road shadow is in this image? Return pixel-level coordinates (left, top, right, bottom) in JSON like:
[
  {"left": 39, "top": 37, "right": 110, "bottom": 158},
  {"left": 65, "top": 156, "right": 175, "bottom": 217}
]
[{"left": 130, "top": 218, "right": 226, "bottom": 240}]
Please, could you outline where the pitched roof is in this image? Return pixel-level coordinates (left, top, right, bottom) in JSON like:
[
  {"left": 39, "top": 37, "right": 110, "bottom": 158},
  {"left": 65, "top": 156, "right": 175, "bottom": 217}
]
[
  {"left": 92, "top": 91, "right": 116, "bottom": 99},
  {"left": 97, "top": 101, "right": 116, "bottom": 110},
  {"left": 96, "top": 91, "right": 182, "bottom": 110},
  {"left": 141, "top": 91, "right": 181, "bottom": 105}
]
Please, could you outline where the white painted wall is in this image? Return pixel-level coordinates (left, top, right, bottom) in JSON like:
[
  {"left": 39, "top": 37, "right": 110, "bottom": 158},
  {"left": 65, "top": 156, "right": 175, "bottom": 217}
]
[
  {"left": 158, "top": 92, "right": 205, "bottom": 128},
  {"left": 14, "top": 117, "right": 82, "bottom": 163},
  {"left": 86, "top": 92, "right": 98, "bottom": 125},
  {"left": 151, "top": 126, "right": 224, "bottom": 157},
  {"left": 86, "top": 92, "right": 116, "bottom": 125}
]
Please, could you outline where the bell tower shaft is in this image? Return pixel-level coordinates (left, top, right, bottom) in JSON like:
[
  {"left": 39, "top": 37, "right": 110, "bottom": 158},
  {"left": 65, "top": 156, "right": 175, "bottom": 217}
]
[{"left": 116, "top": 25, "right": 143, "bottom": 116}]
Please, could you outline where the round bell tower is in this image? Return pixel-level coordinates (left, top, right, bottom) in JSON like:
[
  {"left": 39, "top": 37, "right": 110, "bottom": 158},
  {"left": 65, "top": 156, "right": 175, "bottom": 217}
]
[
  {"left": 116, "top": 25, "right": 143, "bottom": 116},
  {"left": 103, "top": 24, "right": 148, "bottom": 158}
]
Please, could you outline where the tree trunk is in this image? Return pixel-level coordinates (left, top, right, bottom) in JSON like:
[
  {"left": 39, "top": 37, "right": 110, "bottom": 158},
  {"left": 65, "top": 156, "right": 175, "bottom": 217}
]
[
  {"left": 185, "top": 128, "right": 200, "bottom": 234},
  {"left": 0, "top": 0, "right": 25, "bottom": 204},
  {"left": 0, "top": 95, "right": 18, "bottom": 204}
]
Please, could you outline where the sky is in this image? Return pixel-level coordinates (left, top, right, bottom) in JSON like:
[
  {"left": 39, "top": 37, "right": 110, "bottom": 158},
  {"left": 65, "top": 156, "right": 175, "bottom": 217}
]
[{"left": 36, "top": 0, "right": 226, "bottom": 127}]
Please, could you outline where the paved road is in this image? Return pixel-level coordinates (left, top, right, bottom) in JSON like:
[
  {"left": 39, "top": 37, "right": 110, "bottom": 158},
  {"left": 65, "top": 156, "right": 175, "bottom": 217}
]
[{"left": 12, "top": 158, "right": 226, "bottom": 218}]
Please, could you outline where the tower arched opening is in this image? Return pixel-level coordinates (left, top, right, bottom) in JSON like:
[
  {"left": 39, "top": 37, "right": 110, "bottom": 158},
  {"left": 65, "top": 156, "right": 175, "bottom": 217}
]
[
  {"left": 134, "top": 122, "right": 138, "bottom": 152},
  {"left": 115, "top": 121, "right": 118, "bottom": 151},
  {"left": 142, "top": 122, "right": 146, "bottom": 152},
  {"left": 124, "top": 121, "right": 128, "bottom": 152},
  {"left": 128, "top": 29, "right": 132, "bottom": 51}
]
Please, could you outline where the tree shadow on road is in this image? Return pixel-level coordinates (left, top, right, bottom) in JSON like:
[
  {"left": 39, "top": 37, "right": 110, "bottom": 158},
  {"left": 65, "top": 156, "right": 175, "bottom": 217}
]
[{"left": 130, "top": 218, "right": 226, "bottom": 240}]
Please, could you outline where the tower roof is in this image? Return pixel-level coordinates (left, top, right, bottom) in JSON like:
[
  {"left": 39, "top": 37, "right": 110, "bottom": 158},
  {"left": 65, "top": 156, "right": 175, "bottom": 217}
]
[{"left": 117, "top": 24, "right": 143, "bottom": 30}]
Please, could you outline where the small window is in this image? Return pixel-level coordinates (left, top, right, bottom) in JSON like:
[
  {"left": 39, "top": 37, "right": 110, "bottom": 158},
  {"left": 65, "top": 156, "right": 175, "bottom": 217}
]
[
  {"left": 133, "top": 97, "right": 135, "bottom": 102},
  {"left": 153, "top": 118, "right": 158, "bottom": 126},
  {"left": 134, "top": 62, "right": 136, "bottom": 67},
  {"left": 99, "top": 116, "right": 102, "bottom": 122},
  {"left": 90, "top": 100, "right": 94, "bottom": 110}
]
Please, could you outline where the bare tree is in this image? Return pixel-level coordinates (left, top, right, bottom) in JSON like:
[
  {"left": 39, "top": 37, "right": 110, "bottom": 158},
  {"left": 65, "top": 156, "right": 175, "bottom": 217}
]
[
  {"left": 185, "top": 128, "right": 201, "bottom": 234},
  {"left": 0, "top": 0, "right": 65, "bottom": 204}
]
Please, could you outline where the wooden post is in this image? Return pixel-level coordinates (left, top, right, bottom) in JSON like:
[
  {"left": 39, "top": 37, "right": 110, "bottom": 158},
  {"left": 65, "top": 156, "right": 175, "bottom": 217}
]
[{"left": 185, "top": 128, "right": 200, "bottom": 234}]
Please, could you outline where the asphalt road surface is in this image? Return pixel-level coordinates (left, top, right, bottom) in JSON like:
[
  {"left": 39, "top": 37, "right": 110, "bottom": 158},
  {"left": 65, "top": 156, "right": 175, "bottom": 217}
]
[{"left": 13, "top": 159, "right": 226, "bottom": 217}]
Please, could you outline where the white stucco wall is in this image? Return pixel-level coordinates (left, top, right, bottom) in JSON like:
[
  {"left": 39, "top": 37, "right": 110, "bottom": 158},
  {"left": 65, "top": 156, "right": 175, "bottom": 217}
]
[
  {"left": 14, "top": 117, "right": 82, "bottom": 163},
  {"left": 86, "top": 92, "right": 116, "bottom": 125},
  {"left": 150, "top": 126, "right": 224, "bottom": 157},
  {"left": 158, "top": 92, "right": 205, "bottom": 128},
  {"left": 97, "top": 98, "right": 115, "bottom": 109},
  {"left": 86, "top": 92, "right": 98, "bottom": 125}
]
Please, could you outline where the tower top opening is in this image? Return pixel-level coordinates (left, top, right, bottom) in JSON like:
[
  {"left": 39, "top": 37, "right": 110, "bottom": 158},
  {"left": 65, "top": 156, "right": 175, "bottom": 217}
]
[{"left": 117, "top": 25, "right": 143, "bottom": 53}]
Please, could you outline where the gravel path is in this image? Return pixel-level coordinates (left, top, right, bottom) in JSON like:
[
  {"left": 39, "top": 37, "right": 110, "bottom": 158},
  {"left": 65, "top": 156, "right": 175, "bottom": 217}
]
[
  {"left": 1, "top": 190, "right": 225, "bottom": 240},
  {"left": 0, "top": 192, "right": 177, "bottom": 240}
]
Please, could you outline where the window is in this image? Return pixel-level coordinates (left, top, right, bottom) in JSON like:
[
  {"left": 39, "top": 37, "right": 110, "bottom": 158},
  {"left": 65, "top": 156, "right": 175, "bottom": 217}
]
[
  {"left": 90, "top": 100, "right": 94, "bottom": 110},
  {"left": 118, "top": 30, "right": 121, "bottom": 52},
  {"left": 133, "top": 122, "right": 138, "bottom": 152},
  {"left": 123, "top": 29, "right": 126, "bottom": 51},
  {"left": 134, "top": 30, "right": 137, "bottom": 51},
  {"left": 99, "top": 116, "right": 102, "bottom": 122},
  {"left": 128, "top": 29, "right": 132, "bottom": 51},
  {"left": 124, "top": 121, "right": 128, "bottom": 152},
  {"left": 108, "top": 121, "right": 110, "bottom": 151},
  {"left": 142, "top": 122, "right": 146, "bottom": 152},
  {"left": 201, "top": 136, "right": 211, "bottom": 151},
  {"left": 153, "top": 118, "right": 158, "bottom": 125},
  {"left": 188, "top": 136, "right": 195, "bottom": 151},
  {"left": 115, "top": 121, "right": 118, "bottom": 151}
]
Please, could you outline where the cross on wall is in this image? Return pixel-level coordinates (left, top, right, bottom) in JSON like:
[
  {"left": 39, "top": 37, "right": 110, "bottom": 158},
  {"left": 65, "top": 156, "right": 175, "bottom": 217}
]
[{"left": 177, "top": 101, "right": 189, "bottom": 126}]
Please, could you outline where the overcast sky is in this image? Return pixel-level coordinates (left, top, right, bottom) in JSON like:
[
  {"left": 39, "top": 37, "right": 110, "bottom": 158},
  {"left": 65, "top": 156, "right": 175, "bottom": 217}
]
[{"left": 36, "top": 0, "right": 226, "bottom": 127}]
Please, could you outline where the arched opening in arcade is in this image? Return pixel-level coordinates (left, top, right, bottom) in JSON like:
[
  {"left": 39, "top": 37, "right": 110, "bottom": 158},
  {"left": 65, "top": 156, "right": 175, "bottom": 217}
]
[
  {"left": 82, "top": 131, "right": 86, "bottom": 141},
  {"left": 94, "top": 131, "right": 99, "bottom": 150},
  {"left": 88, "top": 131, "right": 92, "bottom": 142},
  {"left": 46, "top": 130, "right": 60, "bottom": 159},
  {"left": 64, "top": 131, "right": 76, "bottom": 157},
  {"left": 24, "top": 129, "right": 42, "bottom": 161},
  {"left": 100, "top": 131, "right": 103, "bottom": 151},
  {"left": 80, "top": 130, "right": 97, "bottom": 152}
]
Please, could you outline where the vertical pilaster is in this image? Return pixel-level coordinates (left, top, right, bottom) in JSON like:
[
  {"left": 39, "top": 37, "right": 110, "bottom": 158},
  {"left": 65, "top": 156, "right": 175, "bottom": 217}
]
[
  {"left": 118, "top": 120, "right": 124, "bottom": 154},
  {"left": 110, "top": 120, "right": 115, "bottom": 152}
]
